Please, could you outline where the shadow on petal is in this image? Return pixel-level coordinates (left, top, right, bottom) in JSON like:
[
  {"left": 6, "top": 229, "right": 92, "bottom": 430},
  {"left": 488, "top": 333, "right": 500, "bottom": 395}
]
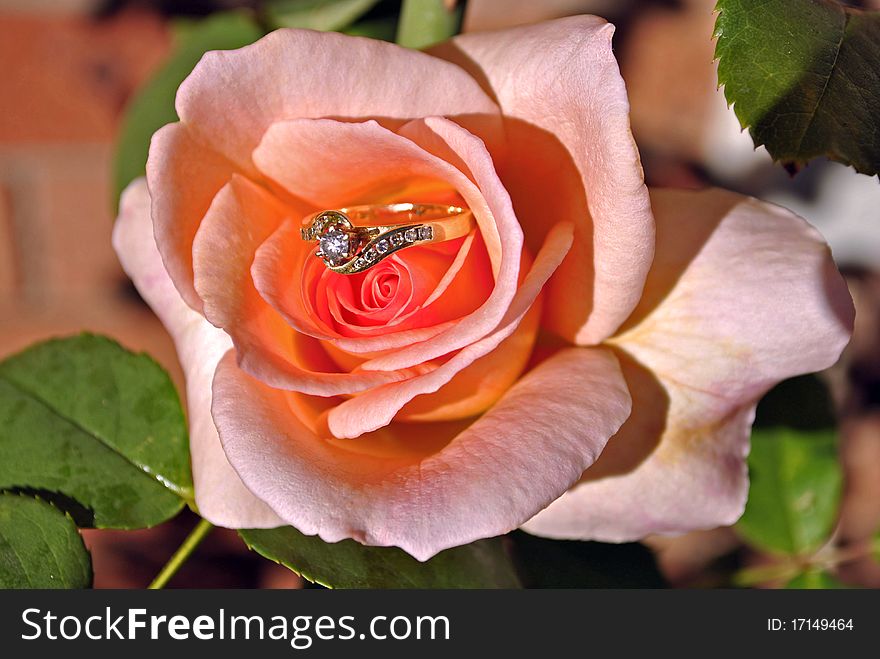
[{"left": 580, "top": 348, "right": 668, "bottom": 482}]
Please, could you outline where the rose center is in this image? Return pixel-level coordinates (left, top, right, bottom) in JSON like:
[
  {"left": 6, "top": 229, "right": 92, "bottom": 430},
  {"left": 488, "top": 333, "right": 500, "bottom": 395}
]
[{"left": 362, "top": 267, "right": 400, "bottom": 310}]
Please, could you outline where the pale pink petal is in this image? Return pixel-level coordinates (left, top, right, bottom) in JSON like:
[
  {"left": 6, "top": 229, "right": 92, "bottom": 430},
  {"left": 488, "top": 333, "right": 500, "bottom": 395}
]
[
  {"left": 213, "top": 345, "right": 631, "bottom": 560},
  {"left": 191, "top": 174, "right": 407, "bottom": 396},
  {"left": 176, "top": 28, "right": 500, "bottom": 175},
  {"left": 147, "top": 122, "right": 238, "bottom": 311},
  {"left": 327, "top": 221, "right": 573, "bottom": 438},
  {"left": 442, "top": 16, "right": 655, "bottom": 344},
  {"left": 524, "top": 188, "right": 854, "bottom": 541},
  {"left": 253, "top": 117, "right": 523, "bottom": 367},
  {"left": 112, "top": 179, "right": 282, "bottom": 528}
]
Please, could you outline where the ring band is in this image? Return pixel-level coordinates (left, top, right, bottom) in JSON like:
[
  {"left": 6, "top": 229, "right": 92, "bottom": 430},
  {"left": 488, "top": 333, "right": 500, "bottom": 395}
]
[{"left": 300, "top": 203, "right": 475, "bottom": 275}]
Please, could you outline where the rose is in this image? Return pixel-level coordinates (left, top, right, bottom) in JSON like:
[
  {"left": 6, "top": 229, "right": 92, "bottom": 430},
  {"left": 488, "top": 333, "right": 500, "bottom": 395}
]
[{"left": 113, "top": 17, "right": 853, "bottom": 560}]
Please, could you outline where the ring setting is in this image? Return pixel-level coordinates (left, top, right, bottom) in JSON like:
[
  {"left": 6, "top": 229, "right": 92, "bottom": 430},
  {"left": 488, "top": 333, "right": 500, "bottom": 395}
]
[{"left": 300, "top": 203, "right": 474, "bottom": 275}]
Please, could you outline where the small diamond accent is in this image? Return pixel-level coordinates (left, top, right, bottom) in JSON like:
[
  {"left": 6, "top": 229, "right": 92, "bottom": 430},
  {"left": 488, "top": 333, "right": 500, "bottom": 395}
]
[
  {"left": 390, "top": 233, "right": 404, "bottom": 247},
  {"left": 364, "top": 248, "right": 377, "bottom": 261},
  {"left": 318, "top": 228, "right": 350, "bottom": 266},
  {"left": 377, "top": 239, "right": 390, "bottom": 254},
  {"left": 418, "top": 226, "right": 433, "bottom": 241},
  {"left": 404, "top": 228, "right": 418, "bottom": 242}
]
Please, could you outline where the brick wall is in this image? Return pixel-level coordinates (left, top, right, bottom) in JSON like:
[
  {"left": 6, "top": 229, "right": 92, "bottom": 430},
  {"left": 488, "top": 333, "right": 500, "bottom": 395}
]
[{"left": 0, "top": 7, "right": 181, "bottom": 382}]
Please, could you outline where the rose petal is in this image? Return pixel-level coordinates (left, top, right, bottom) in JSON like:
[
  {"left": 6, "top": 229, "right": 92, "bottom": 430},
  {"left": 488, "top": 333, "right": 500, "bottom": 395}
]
[
  {"left": 253, "top": 117, "right": 523, "bottom": 368},
  {"left": 112, "top": 179, "right": 282, "bottom": 528},
  {"left": 176, "top": 28, "right": 501, "bottom": 175},
  {"left": 253, "top": 118, "right": 507, "bottom": 274},
  {"left": 441, "top": 16, "right": 655, "bottom": 344},
  {"left": 147, "top": 122, "right": 238, "bottom": 311},
  {"left": 393, "top": 297, "right": 541, "bottom": 422},
  {"left": 327, "top": 221, "right": 573, "bottom": 438},
  {"left": 359, "top": 117, "right": 524, "bottom": 369},
  {"left": 213, "top": 344, "right": 631, "bottom": 560},
  {"left": 250, "top": 217, "right": 336, "bottom": 340},
  {"left": 524, "top": 188, "right": 853, "bottom": 541},
  {"left": 191, "top": 174, "right": 408, "bottom": 396}
]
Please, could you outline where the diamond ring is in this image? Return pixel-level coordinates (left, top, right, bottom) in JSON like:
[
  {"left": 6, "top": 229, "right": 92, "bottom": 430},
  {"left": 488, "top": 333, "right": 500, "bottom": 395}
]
[{"left": 300, "top": 203, "right": 475, "bottom": 275}]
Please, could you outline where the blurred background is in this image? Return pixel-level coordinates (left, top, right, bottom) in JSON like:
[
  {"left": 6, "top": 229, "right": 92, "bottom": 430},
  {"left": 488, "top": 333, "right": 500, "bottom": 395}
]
[{"left": 0, "top": 0, "right": 877, "bottom": 588}]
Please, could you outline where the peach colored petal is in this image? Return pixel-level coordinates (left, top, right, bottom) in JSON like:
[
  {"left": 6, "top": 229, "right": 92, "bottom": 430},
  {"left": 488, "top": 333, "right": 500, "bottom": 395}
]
[
  {"left": 147, "top": 122, "right": 238, "bottom": 311},
  {"left": 394, "top": 296, "right": 541, "bottom": 422},
  {"left": 112, "top": 179, "right": 282, "bottom": 528},
  {"left": 253, "top": 118, "right": 506, "bottom": 273},
  {"left": 191, "top": 174, "right": 408, "bottom": 396},
  {"left": 441, "top": 16, "right": 655, "bottom": 344},
  {"left": 524, "top": 188, "right": 853, "bottom": 541},
  {"left": 360, "top": 117, "right": 524, "bottom": 369},
  {"left": 175, "top": 28, "right": 501, "bottom": 175},
  {"left": 212, "top": 344, "right": 631, "bottom": 560},
  {"left": 250, "top": 217, "right": 336, "bottom": 340},
  {"left": 252, "top": 117, "right": 523, "bottom": 366},
  {"left": 327, "top": 221, "right": 573, "bottom": 438},
  {"left": 254, "top": 216, "right": 489, "bottom": 358}
]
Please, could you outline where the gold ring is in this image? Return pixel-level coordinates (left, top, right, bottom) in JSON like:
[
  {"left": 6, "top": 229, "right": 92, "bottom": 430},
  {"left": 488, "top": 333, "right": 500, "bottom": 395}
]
[{"left": 300, "top": 203, "right": 475, "bottom": 275}]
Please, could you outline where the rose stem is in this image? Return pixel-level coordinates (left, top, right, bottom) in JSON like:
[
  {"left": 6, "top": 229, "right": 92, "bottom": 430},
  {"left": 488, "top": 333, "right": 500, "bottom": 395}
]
[{"left": 147, "top": 518, "right": 215, "bottom": 589}]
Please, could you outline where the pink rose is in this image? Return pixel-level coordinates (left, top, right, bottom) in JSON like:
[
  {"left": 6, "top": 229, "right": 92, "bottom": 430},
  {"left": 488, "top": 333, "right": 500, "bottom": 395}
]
[{"left": 113, "top": 17, "right": 853, "bottom": 560}]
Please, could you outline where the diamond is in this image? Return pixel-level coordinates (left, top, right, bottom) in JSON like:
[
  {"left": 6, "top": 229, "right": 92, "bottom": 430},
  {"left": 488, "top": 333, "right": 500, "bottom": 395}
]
[
  {"left": 364, "top": 248, "right": 377, "bottom": 261},
  {"left": 390, "top": 233, "right": 404, "bottom": 247},
  {"left": 376, "top": 239, "right": 390, "bottom": 254},
  {"left": 404, "top": 228, "right": 418, "bottom": 242},
  {"left": 318, "top": 228, "right": 350, "bottom": 266},
  {"left": 418, "top": 226, "right": 433, "bottom": 241}
]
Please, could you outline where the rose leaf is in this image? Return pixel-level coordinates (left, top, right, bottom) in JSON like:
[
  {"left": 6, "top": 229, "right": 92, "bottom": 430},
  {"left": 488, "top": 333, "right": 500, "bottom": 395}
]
[
  {"left": 0, "top": 334, "right": 191, "bottom": 529},
  {"left": 396, "top": 0, "right": 461, "bottom": 49},
  {"left": 785, "top": 569, "right": 847, "bottom": 589},
  {"left": 113, "top": 11, "right": 265, "bottom": 205},
  {"left": 736, "top": 375, "right": 842, "bottom": 556},
  {"left": 0, "top": 494, "right": 92, "bottom": 589},
  {"left": 343, "top": 17, "right": 398, "bottom": 41},
  {"left": 736, "top": 427, "right": 841, "bottom": 556},
  {"left": 714, "top": 0, "right": 880, "bottom": 176},
  {"left": 238, "top": 526, "right": 522, "bottom": 588},
  {"left": 264, "top": 0, "right": 381, "bottom": 31}
]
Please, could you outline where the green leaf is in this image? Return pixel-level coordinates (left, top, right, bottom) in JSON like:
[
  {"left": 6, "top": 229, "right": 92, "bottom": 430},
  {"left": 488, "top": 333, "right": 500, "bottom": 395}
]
[
  {"left": 0, "top": 494, "right": 92, "bottom": 588},
  {"left": 113, "top": 11, "right": 264, "bottom": 204},
  {"left": 737, "top": 427, "right": 842, "bottom": 556},
  {"left": 738, "top": 376, "right": 842, "bottom": 556},
  {"left": 0, "top": 334, "right": 191, "bottom": 529},
  {"left": 264, "top": 0, "right": 380, "bottom": 31},
  {"left": 344, "top": 17, "right": 398, "bottom": 41},
  {"left": 239, "top": 526, "right": 521, "bottom": 588},
  {"left": 396, "top": 0, "right": 461, "bottom": 49},
  {"left": 508, "top": 531, "right": 666, "bottom": 588},
  {"left": 714, "top": 0, "right": 880, "bottom": 176},
  {"left": 785, "top": 569, "right": 847, "bottom": 589}
]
